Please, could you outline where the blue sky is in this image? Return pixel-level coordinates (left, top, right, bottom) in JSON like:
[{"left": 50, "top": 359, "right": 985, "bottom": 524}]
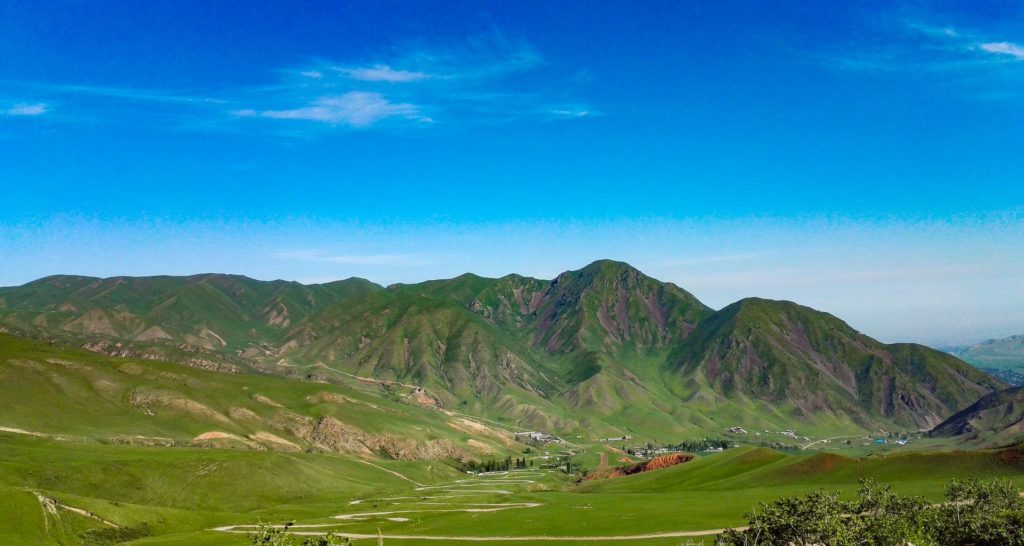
[{"left": 1, "top": 1, "right": 1022, "bottom": 345}]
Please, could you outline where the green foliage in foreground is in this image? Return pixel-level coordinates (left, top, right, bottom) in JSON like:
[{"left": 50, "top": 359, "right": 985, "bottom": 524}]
[{"left": 718, "top": 478, "right": 1024, "bottom": 546}]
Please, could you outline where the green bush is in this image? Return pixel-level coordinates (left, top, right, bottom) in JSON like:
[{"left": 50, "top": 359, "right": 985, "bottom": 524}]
[{"left": 718, "top": 478, "right": 1024, "bottom": 546}]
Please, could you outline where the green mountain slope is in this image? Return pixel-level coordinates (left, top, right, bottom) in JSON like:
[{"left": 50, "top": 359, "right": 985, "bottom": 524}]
[
  {"left": 670, "top": 298, "right": 1001, "bottom": 430},
  {"left": 0, "top": 274, "right": 381, "bottom": 355},
  {"left": 0, "top": 333, "right": 515, "bottom": 461}
]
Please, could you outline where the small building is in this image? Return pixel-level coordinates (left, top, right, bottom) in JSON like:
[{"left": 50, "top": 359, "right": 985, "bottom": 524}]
[{"left": 514, "top": 431, "right": 560, "bottom": 444}]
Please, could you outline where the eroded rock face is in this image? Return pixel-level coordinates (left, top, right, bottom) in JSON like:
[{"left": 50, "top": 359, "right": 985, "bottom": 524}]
[
  {"left": 365, "top": 435, "right": 471, "bottom": 462},
  {"left": 301, "top": 415, "right": 475, "bottom": 462},
  {"left": 307, "top": 416, "right": 373, "bottom": 457}
]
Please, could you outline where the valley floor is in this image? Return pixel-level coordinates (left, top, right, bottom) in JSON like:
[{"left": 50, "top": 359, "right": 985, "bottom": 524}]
[{"left": 4, "top": 433, "right": 1024, "bottom": 546}]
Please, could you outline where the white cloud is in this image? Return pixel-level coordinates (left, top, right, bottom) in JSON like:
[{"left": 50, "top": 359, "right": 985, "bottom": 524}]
[
  {"left": 979, "top": 41, "right": 1024, "bottom": 60},
  {"left": 4, "top": 103, "right": 48, "bottom": 116},
  {"left": 339, "top": 64, "right": 429, "bottom": 83},
  {"left": 300, "top": 70, "right": 323, "bottom": 79},
  {"left": 232, "top": 92, "right": 427, "bottom": 127}
]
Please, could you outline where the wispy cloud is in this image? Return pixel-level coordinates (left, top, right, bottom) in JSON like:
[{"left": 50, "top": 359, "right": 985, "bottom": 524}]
[
  {"left": 228, "top": 32, "right": 589, "bottom": 131},
  {"left": 3, "top": 102, "right": 48, "bottom": 116},
  {"left": 29, "top": 83, "right": 225, "bottom": 104},
  {"left": 338, "top": 64, "right": 430, "bottom": 83},
  {"left": 904, "top": 20, "right": 960, "bottom": 39},
  {"left": 232, "top": 92, "right": 429, "bottom": 127},
  {"left": 1, "top": 32, "right": 592, "bottom": 133},
  {"left": 979, "top": 42, "right": 1024, "bottom": 60},
  {"left": 822, "top": 16, "right": 1024, "bottom": 82}
]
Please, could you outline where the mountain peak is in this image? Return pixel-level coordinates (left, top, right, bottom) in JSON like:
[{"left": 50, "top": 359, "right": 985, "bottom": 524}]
[
  {"left": 572, "top": 259, "right": 642, "bottom": 278},
  {"left": 580, "top": 258, "right": 636, "bottom": 271},
  {"left": 535, "top": 259, "right": 711, "bottom": 355}
]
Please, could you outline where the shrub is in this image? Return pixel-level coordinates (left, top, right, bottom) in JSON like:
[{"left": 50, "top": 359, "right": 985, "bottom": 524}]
[{"left": 717, "top": 478, "right": 1024, "bottom": 546}]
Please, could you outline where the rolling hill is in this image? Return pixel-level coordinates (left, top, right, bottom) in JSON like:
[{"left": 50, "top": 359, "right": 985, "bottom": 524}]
[{"left": 930, "top": 386, "right": 1024, "bottom": 446}]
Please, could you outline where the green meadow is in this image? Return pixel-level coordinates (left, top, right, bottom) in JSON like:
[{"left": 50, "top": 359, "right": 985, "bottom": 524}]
[{"left": 3, "top": 432, "right": 1023, "bottom": 545}]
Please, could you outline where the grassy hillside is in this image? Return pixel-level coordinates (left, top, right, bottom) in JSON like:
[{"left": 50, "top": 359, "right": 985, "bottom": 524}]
[
  {"left": 0, "top": 333, "right": 517, "bottom": 461},
  {"left": 0, "top": 432, "right": 465, "bottom": 546},
  {"left": 581, "top": 445, "right": 1024, "bottom": 495}
]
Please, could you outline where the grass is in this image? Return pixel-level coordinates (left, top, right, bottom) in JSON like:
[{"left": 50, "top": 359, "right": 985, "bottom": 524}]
[
  {"left": 3, "top": 432, "right": 1024, "bottom": 544},
  {"left": 0, "top": 333, "right": 518, "bottom": 458}
]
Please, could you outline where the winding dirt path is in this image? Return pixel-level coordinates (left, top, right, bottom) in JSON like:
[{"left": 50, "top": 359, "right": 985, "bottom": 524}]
[
  {"left": 355, "top": 459, "right": 424, "bottom": 486},
  {"left": 314, "top": 363, "right": 421, "bottom": 390},
  {"left": 214, "top": 525, "right": 747, "bottom": 541},
  {"left": 212, "top": 470, "right": 748, "bottom": 542},
  {"left": 34, "top": 491, "right": 120, "bottom": 529}
]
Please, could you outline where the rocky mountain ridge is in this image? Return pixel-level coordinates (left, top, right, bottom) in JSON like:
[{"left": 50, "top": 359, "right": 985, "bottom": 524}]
[{"left": 0, "top": 260, "right": 1004, "bottom": 438}]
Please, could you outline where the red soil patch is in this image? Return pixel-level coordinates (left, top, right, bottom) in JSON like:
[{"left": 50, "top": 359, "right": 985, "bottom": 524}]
[
  {"left": 999, "top": 445, "right": 1024, "bottom": 467},
  {"left": 585, "top": 453, "right": 694, "bottom": 481}
]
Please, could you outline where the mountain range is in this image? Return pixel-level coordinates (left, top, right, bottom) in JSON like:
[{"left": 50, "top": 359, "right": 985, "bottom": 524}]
[
  {"left": 946, "top": 335, "right": 1024, "bottom": 374},
  {"left": 0, "top": 260, "right": 1004, "bottom": 440}
]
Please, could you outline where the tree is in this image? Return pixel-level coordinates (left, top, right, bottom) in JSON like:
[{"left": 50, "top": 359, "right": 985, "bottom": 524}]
[
  {"left": 718, "top": 490, "right": 858, "bottom": 546},
  {"left": 929, "top": 478, "right": 1024, "bottom": 546}
]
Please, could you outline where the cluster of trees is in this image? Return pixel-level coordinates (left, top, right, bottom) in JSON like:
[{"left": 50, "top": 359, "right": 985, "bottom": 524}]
[
  {"left": 717, "top": 478, "right": 1024, "bottom": 546},
  {"left": 621, "top": 439, "right": 731, "bottom": 456},
  {"left": 538, "top": 455, "right": 584, "bottom": 475},
  {"left": 665, "top": 438, "right": 732, "bottom": 452},
  {"left": 459, "top": 456, "right": 531, "bottom": 473},
  {"left": 756, "top": 440, "right": 801, "bottom": 451}
]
